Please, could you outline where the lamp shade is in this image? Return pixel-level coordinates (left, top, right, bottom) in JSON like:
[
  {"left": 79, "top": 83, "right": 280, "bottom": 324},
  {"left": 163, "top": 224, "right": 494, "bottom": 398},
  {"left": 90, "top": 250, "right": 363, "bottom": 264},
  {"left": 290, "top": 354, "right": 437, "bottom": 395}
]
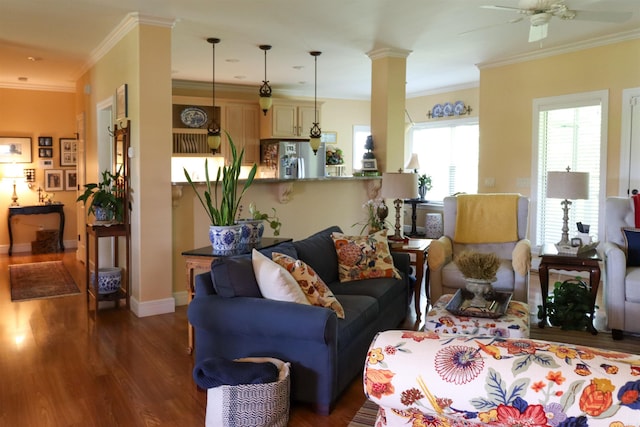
[
  {"left": 405, "top": 153, "right": 420, "bottom": 171},
  {"left": 381, "top": 172, "right": 418, "bottom": 200},
  {"left": 3, "top": 163, "right": 23, "bottom": 180},
  {"left": 547, "top": 170, "right": 589, "bottom": 200}
]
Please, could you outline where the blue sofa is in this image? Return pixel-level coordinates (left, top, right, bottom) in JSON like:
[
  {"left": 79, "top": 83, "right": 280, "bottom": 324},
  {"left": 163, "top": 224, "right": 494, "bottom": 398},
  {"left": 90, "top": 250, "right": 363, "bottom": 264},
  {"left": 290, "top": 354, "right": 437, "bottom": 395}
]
[{"left": 187, "top": 226, "right": 412, "bottom": 414}]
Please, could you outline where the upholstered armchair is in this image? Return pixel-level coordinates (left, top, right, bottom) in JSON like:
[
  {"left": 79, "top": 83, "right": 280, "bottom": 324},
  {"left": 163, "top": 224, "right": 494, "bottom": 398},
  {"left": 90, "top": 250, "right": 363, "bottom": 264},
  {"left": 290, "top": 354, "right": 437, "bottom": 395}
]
[
  {"left": 427, "top": 194, "right": 531, "bottom": 304},
  {"left": 601, "top": 196, "right": 640, "bottom": 339}
]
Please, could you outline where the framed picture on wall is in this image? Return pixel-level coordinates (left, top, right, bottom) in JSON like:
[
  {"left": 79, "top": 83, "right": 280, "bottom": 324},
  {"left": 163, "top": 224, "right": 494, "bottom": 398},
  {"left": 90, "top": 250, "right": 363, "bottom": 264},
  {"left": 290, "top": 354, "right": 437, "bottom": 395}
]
[
  {"left": 44, "top": 169, "right": 64, "bottom": 191},
  {"left": 60, "top": 137, "right": 77, "bottom": 166},
  {"left": 38, "top": 136, "right": 53, "bottom": 147},
  {"left": 0, "top": 137, "right": 32, "bottom": 163},
  {"left": 64, "top": 169, "right": 77, "bottom": 191},
  {"left": 38, "top": 147, "right": 53, "bottom": 158}
]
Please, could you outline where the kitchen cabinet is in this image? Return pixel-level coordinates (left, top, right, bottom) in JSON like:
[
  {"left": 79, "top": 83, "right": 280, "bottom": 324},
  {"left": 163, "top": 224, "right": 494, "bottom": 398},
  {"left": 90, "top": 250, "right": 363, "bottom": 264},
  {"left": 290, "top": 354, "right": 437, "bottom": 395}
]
[
  {"left": 222, "top": 102, "right": 260, "bottom": 164},
  {"left": 269, "top": 102, "right": 319, "bottom": 138}
]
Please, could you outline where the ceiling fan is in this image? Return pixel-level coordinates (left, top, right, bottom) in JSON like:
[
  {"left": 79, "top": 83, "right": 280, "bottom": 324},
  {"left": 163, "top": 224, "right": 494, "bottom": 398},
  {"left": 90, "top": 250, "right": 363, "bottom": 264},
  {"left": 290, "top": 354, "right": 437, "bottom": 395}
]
[{"left": 481, "top": 0, "right": 632, "bottom": 42}]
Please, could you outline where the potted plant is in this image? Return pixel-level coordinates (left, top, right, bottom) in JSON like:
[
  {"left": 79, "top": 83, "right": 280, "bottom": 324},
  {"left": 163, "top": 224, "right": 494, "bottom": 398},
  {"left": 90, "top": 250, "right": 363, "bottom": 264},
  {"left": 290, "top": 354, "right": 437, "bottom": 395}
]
[
  {"left": 76, "top": 168, "right": 124, "bottom": 223},
  {"left": 454, "top": 251, "right": 500, "bottom": 307},
  {"left": 418, "top": 174, "right": 432, "bottom": 200},
  {"left": 183, "top": 132, "right": 257, "bottom": 253},
  {"left": 248, "top": 203, "right": 282, "bottom": 236},
  {"left": 537, "top": 279, "right": 596, "bottom": 331}
]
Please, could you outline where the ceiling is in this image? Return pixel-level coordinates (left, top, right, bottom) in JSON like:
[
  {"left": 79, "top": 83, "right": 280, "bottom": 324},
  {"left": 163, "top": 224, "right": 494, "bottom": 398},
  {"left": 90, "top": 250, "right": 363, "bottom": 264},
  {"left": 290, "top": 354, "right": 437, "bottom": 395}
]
[{"left": 1, "top": 0, "right": 638, "bottom": 99}]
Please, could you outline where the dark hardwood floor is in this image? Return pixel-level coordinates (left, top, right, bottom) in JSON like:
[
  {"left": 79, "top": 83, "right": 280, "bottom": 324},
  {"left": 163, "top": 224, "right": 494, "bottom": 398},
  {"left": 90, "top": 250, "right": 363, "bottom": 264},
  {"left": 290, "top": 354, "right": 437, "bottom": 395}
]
[{"left": 2, "top": 251, "right": 638, "bottom": 426}]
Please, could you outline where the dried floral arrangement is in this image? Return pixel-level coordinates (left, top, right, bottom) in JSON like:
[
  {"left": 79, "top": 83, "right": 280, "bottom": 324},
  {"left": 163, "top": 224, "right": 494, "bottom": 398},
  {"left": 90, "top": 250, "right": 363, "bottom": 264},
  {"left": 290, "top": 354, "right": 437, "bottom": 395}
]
[{"left": 454, "top": 251, "right": 500, "bottom": 281}]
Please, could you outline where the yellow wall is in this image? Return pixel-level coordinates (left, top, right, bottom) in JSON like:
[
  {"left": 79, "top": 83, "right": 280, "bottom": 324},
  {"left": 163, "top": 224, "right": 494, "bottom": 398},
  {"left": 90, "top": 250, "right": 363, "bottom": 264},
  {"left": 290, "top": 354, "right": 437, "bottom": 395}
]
[
  {"left": 0, "top": 88, "right": 78, "bottom": 249},
  {"left": 479, "top": 38, "right": 640, "bottom": 195}
]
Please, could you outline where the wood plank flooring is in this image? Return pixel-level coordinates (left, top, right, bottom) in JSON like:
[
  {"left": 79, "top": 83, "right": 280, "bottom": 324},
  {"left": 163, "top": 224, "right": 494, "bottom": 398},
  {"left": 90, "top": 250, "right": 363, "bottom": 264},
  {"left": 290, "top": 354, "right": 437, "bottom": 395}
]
[{"left": 1, "top": 251, "right": 639, "bottom": 426}]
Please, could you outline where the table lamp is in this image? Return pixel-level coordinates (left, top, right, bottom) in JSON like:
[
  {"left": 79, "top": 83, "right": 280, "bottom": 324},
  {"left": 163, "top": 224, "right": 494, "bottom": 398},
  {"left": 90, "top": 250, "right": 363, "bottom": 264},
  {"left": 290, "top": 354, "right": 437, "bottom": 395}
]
[
  {"left": 3, "top": 163, "right": 24, "bottom": 206},
  {"left": 405, "top": 153, "right": 420, "bottom": 173},
  {"left": 546, "top": 166, "right": 589, "bottom": 247},
  {"left": 381, "top": 172, "right": 418, "bottom": 243}
]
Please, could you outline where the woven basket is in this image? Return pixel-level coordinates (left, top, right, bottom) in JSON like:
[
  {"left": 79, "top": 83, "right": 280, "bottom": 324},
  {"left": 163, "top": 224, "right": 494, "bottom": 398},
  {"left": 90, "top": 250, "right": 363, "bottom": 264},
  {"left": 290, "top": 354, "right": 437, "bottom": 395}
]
[{"left": 205, "top": 357, "right": 290, "bottom": 427}]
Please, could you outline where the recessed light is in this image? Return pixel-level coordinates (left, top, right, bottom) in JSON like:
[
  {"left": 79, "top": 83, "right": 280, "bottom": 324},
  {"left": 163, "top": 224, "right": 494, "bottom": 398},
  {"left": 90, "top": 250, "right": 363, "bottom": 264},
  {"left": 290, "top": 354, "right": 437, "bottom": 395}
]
[
  {"left": 18, "top": 77, "right": 28, "bottom": 82},
  {"left": 226, "top": 59, "right": 239, "bottom": 63},
  {"left": 298, "top": 81, "right": 306, "bottom": 85},
  {"left": 292, "top": 65, "right": 304, "bottom": 70},
  {"left": 234, "top": 75, "right": 246, "bottom": 80},
  {"left": 27, "top": 56, "right": 42, "bottom": 62}
]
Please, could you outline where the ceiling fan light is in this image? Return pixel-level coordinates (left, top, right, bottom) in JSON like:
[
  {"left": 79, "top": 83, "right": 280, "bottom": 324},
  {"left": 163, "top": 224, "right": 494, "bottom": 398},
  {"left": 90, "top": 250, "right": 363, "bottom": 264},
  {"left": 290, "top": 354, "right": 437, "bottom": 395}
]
[{"left": 529, "top": 21, "right": 548, "bottom": 42}]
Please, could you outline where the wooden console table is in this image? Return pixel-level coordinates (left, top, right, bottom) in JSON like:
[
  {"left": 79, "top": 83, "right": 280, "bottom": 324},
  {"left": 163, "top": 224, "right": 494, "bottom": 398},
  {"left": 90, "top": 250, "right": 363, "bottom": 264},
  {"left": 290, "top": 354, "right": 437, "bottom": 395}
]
[
  {"left": 393, "top": 238, "right": 432, "bottom": 322},
  {"left": 181, "top": 237, "right": 293, "bottom": 354},
  {"left": 403, "top": 199, "right": 429, "bottom": 237},
  {"left": 538, "top": 243, "right": 601, "bottom": 335},
  {"left": 8, "top": 204, "right": 65, "bottom": 255}
]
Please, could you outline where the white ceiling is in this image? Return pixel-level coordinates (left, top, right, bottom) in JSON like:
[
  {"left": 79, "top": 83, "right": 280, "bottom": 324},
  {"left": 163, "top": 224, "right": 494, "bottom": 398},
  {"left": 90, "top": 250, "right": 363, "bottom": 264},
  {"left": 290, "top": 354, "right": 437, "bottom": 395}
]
[{"left": 1, "top": 0, "right": 638, "bottom": 99}]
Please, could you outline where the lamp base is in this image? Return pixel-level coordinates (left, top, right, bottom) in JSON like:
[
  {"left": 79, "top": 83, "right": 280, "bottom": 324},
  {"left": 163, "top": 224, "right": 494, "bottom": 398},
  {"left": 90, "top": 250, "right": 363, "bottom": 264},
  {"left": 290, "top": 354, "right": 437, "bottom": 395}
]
[{"left": 389, "top": 198, "right": 408, "bottom": 247}]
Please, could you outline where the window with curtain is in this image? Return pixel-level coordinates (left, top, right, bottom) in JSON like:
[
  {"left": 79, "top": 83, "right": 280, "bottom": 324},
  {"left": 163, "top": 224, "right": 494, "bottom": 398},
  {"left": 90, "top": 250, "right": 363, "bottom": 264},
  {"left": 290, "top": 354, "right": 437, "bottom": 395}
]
[
  {"left": 409, "top": 118, "right": 479, "bottom": 201},
  {"left": 532, "top": 91, "right": 608, "bottom": 247}
]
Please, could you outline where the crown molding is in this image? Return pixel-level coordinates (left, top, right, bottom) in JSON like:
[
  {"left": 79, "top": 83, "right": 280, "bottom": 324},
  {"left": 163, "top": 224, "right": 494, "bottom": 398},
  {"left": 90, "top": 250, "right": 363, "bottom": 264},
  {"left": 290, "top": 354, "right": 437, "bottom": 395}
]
[
  {"left": 0, "top": 82, "right": 75, "bottom": 93},
  {"left": 477, "top": 28, "right": 640, "bottom": 70},
  {"left": 408, "top": 81, "right": 479, "bottom": 98},
  {"left": 367, "top": 47, "right": 413, "bottom": 60},
  {"left": 74, "top": 12, "right": 176, "bottom": 80}
]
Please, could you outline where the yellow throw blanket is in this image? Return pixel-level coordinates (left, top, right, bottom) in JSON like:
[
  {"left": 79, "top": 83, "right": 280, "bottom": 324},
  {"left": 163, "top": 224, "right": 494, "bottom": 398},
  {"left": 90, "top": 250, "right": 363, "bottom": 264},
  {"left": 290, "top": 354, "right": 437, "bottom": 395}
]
[{"left": 454, "top": 194, "right": 520, "bottom": 243}]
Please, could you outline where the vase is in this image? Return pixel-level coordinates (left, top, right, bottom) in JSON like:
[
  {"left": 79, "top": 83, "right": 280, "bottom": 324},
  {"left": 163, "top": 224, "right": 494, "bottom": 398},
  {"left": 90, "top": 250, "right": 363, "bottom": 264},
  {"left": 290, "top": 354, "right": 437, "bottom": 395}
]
[
  {"left": 465, "top": 278, "right": 495, "bottom": 308},
  {"left": 418, "top": 185, "right": 427, "bottom": 200},
  {"left": 237, "top": 219, "right": 265, "bottom": 249},
  {"left": 94, "top": 206, "right": 112, "bottom": 222},
  {"left": 208, "top": 224, "right": 243, "bottom": 255}
]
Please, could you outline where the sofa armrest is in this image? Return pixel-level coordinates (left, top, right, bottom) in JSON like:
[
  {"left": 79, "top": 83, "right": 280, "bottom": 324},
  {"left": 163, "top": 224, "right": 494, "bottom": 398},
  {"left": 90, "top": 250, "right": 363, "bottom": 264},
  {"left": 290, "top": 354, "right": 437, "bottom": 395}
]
[
  {"left": 511, "top": 239, "right": 531, "bottom": 277},
  {"left": 427, "top": 236, "right": 452, "bottom": 271},
  {"left": 391, "top": 251, "right": 411, "bottom": 277},
  {"left": 188, "top": 295, "right": 337, "bottom": 344},
  {"left": 602, "top": 241, "right": 627, "bottom": 331},
  {"left": 194, "top": 271, "right": 215, "bottom": 297}
]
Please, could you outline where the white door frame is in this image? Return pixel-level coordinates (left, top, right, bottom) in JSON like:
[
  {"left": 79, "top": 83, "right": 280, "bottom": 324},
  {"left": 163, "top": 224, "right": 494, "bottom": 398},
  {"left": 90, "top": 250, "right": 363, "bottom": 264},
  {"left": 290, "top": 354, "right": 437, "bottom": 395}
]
[{"left": 618, "top": 87, "right": 640, "bottom": 197}]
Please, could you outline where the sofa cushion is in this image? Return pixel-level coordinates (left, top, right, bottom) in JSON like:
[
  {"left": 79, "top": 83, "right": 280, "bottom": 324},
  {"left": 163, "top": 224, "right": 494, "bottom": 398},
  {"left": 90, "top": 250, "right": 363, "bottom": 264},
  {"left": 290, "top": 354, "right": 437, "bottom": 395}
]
[
  {"left": 252, "top": 249, "right": 310, "bottom": 305},
  {"left": 331, "top": 230, "right": 401, "bottom": 283},
  {"left": 272, "top": 252, "right": 345, "bottom": 319},
  {"left": 210, "top": 255, "right": 261, "bottom": 298},
  {"left": 622, "top": 227, "right": 640, "bottom": 266},
  {"left": 329, "top": 277, "right": 405, "bottom": 315},
  {"left": 333, "top": 294, "right": 379, "bottom": 350},
  {"left": 293, "top": 225, "right": 342, "bottom": 284}
]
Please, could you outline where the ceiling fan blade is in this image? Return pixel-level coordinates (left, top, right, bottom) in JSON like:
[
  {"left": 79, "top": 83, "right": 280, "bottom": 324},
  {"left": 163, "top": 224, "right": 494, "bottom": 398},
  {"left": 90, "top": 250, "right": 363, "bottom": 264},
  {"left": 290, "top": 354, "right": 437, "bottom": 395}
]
[
  {"left": 481, "top": 5, "right": 524, "bottom": 12},
  {"left": 458, "top": 17, "right": 524, "bottom": 36},
  {"left": 571, "top": 9, "right": 633, "bottom": 23},
  {"left": 529, "top": 22, "right": 548, "bottom": 42}
]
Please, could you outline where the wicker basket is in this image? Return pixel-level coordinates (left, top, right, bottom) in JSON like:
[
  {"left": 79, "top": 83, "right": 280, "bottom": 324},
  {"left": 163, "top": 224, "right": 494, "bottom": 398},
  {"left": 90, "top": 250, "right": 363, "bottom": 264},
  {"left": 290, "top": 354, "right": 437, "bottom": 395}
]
[{"left": 205, "top": 357, "right": 290, "bottom": 427}]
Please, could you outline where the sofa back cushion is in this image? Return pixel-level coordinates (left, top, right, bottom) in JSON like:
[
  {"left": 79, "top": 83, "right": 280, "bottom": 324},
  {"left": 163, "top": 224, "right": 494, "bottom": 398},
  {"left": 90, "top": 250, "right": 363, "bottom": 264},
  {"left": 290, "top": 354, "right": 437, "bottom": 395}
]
[
  {"left": 293, "top": 225, "right": 342, "bottom": 285},
  {"left": 210, "top": 241, "right": 298, "bottom": 298}
]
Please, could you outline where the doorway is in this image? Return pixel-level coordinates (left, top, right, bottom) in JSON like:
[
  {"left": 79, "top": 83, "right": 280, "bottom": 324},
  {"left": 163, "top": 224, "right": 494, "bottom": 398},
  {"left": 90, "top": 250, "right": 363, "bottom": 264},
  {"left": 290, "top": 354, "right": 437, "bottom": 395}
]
[{"left": 618, "top": 87, "right": 640, "bottom": 196}]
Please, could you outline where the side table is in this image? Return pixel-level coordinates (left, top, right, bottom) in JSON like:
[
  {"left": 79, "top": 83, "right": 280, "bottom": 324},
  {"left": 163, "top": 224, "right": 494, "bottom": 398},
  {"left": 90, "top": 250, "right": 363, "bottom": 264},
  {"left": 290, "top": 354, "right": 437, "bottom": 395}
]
[
  {"left": 8, "top": 204, "right": 65, "bottom": 255},
  {"left": 403, "top": 198, "right": 429, "bottom": 237},
  {"left": 538, "top": 243, "right": 601, "bottom": 335},
  {"left": 393, "top": 239, "right": 431, "bottom": 322},
  {"left": 181, "top": 237, "right": 292, "bottom": 354}
]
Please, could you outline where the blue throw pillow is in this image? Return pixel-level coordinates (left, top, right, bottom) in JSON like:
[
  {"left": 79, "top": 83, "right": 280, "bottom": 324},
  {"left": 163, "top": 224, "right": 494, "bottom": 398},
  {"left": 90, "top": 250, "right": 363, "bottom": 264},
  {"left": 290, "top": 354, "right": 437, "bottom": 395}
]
[
  {"left": 210, "top": 255, "right": 262, "bottom": 298},
  {"left": 293, "top": 225, "right": 342, "bottom": 284},
  {"left": 623, "top": 228, "right": 640, "bottom": 267}
]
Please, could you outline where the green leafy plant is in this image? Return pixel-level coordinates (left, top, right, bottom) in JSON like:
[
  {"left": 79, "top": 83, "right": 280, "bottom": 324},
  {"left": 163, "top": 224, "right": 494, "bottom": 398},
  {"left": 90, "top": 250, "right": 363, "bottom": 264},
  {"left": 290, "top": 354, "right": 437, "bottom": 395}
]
[
  {"left": 76, "top": 168, "right": 124, "bottom": 222},
  {"left": 537, "top": 279, "right": 596, "bottom": 331},
  {"left": 248, "top": 202, "right": 282, "bottom": 236},
  {"left": 454, "top": 251, "right": 500, "bottom": 280},
  {"left": 418, "top": 174, "right": 432, "bottom": 191},
  {"left": 183, "top": 132, "right": 258, "bottom": 226}
]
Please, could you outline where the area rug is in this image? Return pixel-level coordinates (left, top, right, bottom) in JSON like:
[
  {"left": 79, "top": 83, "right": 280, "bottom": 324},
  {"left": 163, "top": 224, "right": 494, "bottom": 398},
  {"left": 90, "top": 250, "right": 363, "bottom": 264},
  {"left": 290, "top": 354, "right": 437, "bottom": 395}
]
[
  {"left": 348, "top": 399, "right": 378, "bottom": 427},
  {"left": 9, "top": 261, "right": 80, "bottom": 301}
]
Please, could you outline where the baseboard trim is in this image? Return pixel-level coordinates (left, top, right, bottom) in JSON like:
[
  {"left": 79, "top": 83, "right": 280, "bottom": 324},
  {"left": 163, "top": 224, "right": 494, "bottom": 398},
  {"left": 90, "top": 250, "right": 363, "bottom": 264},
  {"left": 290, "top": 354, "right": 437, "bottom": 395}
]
[
  {"left": 0, "top": 239, "right": 78, "bottom": 255},
  {"left": 174, "top": 290, "right": 189, "bottom": 306},
  {"left": 130, "top": 296, "right": 176, "bottom": 317}
]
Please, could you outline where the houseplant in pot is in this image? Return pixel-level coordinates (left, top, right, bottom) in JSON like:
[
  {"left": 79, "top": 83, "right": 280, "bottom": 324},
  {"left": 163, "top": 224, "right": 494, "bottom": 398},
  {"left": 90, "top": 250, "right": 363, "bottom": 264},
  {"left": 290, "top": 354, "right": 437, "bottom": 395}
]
[
  {"left": 417, "top": 174, "right": 432, "bottom": 200},
  {"left": 454, "top": 251, "right": 500, "bottom": 308},
  {"left": 184, "top": 132, "right": 257, "bottom": 254},
  {"left": 76, "top": 168, "right": 125, "bottom": 223}
]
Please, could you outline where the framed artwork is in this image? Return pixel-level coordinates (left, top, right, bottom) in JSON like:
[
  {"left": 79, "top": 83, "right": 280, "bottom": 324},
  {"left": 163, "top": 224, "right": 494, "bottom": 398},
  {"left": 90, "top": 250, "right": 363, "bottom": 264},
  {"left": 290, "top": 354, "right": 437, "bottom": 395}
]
[
  {"left": 60, "top": 137, "right": 77, "bottom": 166},
  {"left": 362, "top": 158, "right": 378, "bottom": 171},
  {"left": 321, "top": 131, "right": 337, "bottom": 144},
  {"left": 44, "top": 169, "right": 64, "bottom": 191},
  {"left": 64, "top": 169, "right": 77, "bottom": 191},
  {"left": 116, "top": 83, "right": 128, "bottom": 121},
  {"left": 39, "top": 147, "right": 53, "bottom": 158},
  {"left": 0, "top": 137, "right": 32, "bottom": 163},
  {"left": 38, "top": 136, "right": 53, "bottom": 147}
]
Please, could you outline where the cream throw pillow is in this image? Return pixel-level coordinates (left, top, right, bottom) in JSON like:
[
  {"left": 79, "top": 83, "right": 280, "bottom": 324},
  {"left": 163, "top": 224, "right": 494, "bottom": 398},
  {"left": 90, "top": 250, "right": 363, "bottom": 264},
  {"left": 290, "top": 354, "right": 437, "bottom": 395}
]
[
  {"left": 512, "top": 239, "right": 532, "bottom": 277},
  {"left": 272, "top": 252, "right": 345, "bottom": 319},
  {"left": 252, "top": 249, "right": 310, "bottom": 305}
]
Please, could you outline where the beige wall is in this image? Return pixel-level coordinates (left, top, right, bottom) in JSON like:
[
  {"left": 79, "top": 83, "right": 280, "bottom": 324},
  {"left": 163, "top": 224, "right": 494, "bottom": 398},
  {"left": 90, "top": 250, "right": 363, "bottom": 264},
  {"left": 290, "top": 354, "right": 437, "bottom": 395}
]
[
  {"left": 0, "top": 88, "right": 77, "bottom": 250},
  {"left": 478, "top": 38, "right": 640, "bottom": 196}
]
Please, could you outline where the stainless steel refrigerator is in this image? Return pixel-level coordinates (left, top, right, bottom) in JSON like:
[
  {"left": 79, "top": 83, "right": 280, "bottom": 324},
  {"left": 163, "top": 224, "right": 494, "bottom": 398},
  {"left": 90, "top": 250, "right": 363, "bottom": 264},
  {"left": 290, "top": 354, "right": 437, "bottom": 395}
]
[{"left": 260, "top": 139, "right": 326, "bottom": 179}]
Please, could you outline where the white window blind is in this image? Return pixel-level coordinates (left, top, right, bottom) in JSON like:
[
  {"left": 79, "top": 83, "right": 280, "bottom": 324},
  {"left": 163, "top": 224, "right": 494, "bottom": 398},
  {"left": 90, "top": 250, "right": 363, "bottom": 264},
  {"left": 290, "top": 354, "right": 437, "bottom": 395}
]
[
  {"left": 410, "top": 119, "right": 479, "bottom": 200},
  {"left": 535, "top": 102, "right": 604, "bottom": 246}
]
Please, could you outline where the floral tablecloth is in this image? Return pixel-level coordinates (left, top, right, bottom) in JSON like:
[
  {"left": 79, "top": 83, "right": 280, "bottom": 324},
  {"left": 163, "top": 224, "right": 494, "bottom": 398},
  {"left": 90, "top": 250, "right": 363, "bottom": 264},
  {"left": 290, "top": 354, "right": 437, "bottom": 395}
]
[
  {"left": 424, "top": 293, "right": 530, "bottom": 338},
  {"left": 364, "top": 330, "right": 640, "bottom": 426}
]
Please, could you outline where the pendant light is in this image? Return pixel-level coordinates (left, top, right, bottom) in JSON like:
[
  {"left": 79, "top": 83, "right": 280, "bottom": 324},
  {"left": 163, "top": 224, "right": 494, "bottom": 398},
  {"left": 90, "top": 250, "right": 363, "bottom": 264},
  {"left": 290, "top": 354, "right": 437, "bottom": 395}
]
[
  {"left": 258, "top": 45, "right": 273, "bottom": 116},
  {"left": 207, "top": 37, "right": 221, "bottom": 154},
  {"left": 308, "top": 51, "right": 322, "bottom": 155}
]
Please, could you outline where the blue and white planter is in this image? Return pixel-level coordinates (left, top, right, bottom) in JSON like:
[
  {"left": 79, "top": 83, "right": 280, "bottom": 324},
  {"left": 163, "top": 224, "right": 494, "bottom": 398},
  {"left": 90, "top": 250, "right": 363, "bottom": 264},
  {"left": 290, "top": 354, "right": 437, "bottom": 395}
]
[
  {"left": 208, "top": 224, "right": 243, "bottom": 255},
  {"left": 237, "top": 219, "right": 265, "bottom": 248}
]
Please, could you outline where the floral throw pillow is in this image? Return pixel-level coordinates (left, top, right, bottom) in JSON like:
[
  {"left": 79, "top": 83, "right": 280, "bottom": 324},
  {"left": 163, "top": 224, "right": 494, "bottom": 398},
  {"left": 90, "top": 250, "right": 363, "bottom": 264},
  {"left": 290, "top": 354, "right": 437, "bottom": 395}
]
[
  {"left": 272, "top": 252, "right": 345, "bottom": 319},
  {"left": 331, "top": 229, "right": 401, "bottom": 283}
]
